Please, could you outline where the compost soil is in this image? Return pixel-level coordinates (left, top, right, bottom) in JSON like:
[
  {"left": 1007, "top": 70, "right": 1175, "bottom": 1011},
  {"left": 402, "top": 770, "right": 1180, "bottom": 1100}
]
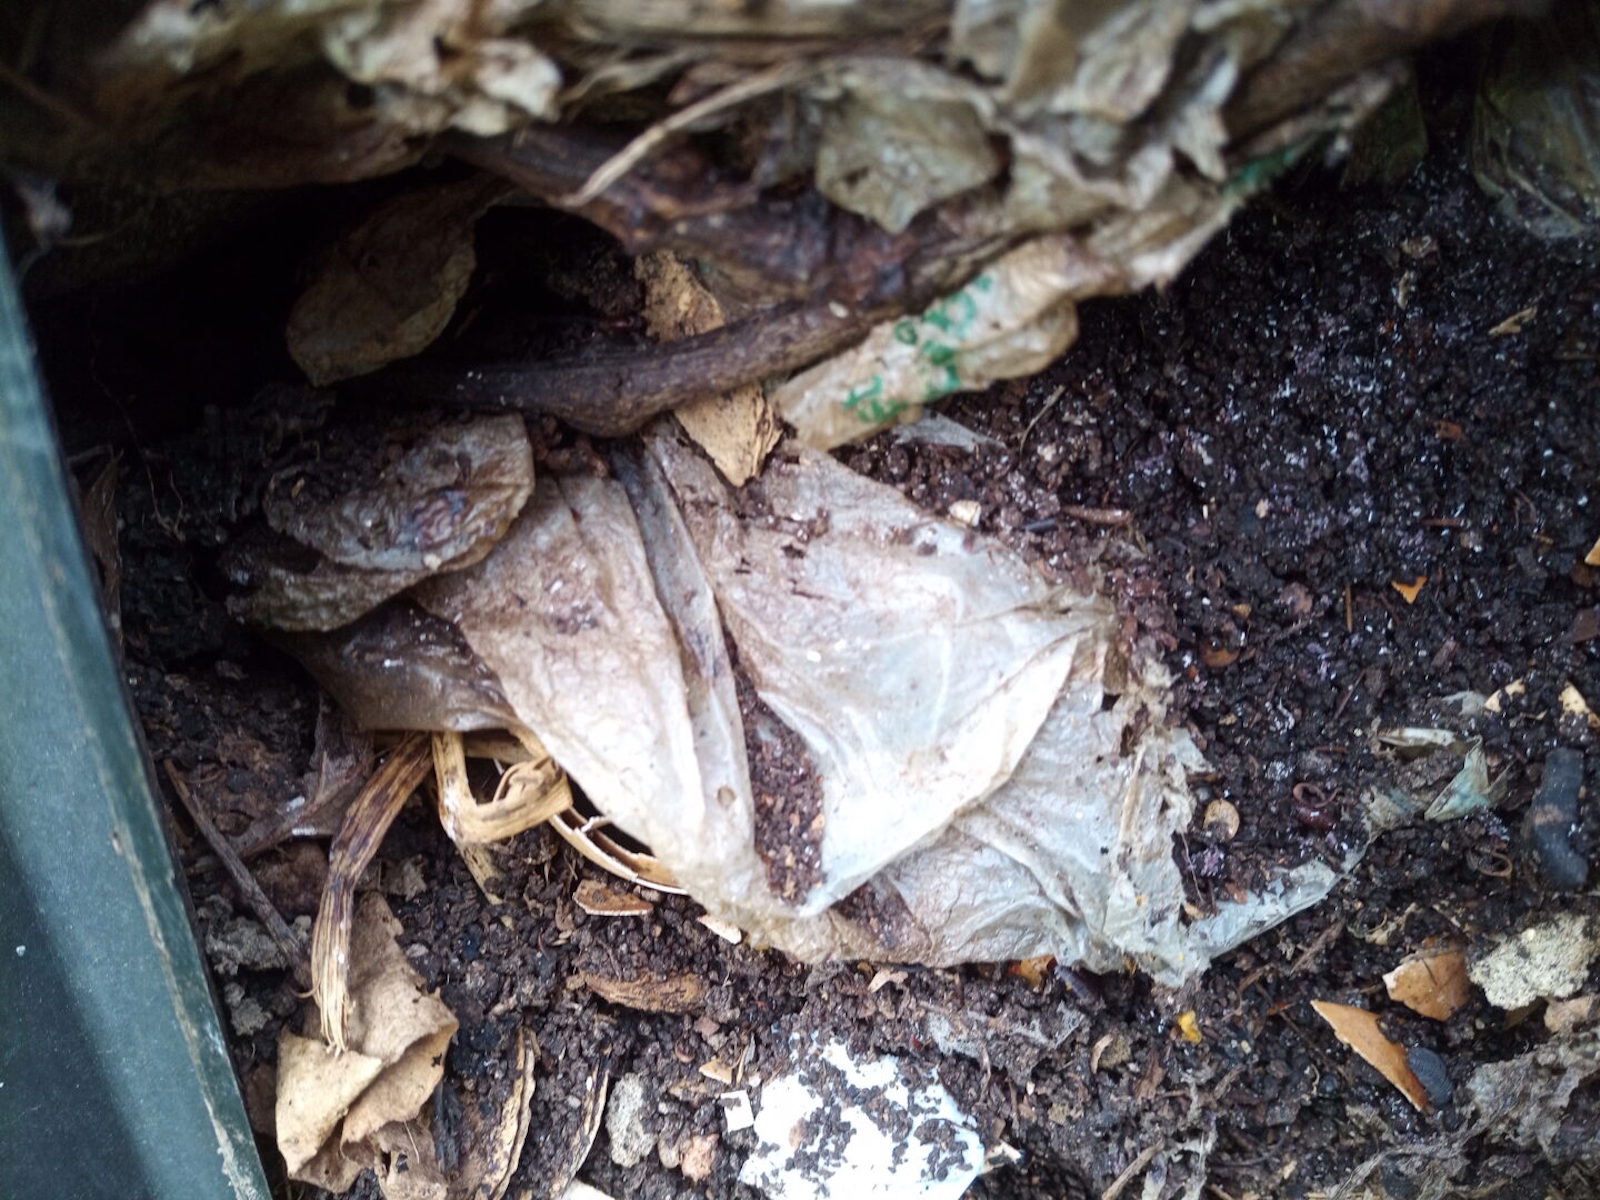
[{"left": 30, "top": 94, "right": 1600, "bottom": 1199}]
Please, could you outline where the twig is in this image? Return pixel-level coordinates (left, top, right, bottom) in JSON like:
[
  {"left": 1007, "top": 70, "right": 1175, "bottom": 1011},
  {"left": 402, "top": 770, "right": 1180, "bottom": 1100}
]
[
  {"left": 1102, "top": 1143, "right": 1161, "bottom": 1200},
  {"left": 1061, "top": 504, "right": 1134, "bottom": 527},
  {"left": 562, "top": 59, "right": 820, "bottom": 207},
  {"left": 1019, "top": 385, "right": 1064, "bottom": 448},
  {"left": 163, "top": 761, "right": 310, "bottom": 989}
]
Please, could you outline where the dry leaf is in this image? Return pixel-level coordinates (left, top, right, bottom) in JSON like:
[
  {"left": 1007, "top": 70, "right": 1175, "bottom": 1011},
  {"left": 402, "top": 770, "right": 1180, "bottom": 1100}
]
[
  {"left": 1586, "top": 537, "right": 1600, "bottom": 568},
  {"left": 433, "top": 729, "right": 572, "bottom": 847},
  {"left": 575, "top": 879, "right": 655, "bottom": 916},
  {"left": 278, "top": 893, "right": 458, "bottom": 1188},
  {"left": 1483, "top": 678, "right": 1527, "bottom": 713},
  {"left": 288, "top": 177, "right": 506, "bottom": 385},
  {"left": 580, "top": 970, "right": 706, "bottom": 1013},
  {"left": 1390, "top": 575, "right": 1427, "bottom": 604},
  {"left": 1201, "top": 644, "right": 1239, "bottom": 668},
  {"left": 1559, "top": 683, "right": 1600, "bottom": 729},
  {"left": 1383, "top": 947, "right": 1471, "bottom": 1021},
  {"left": 636, "top": 250, "right": 778, "bottom": 484},
  {"left": 868, "top": 968, "right": 909, "bottom": 993},
  {"left": 1310, "top": 1000, "right": 1431, "bottom": 1111}
]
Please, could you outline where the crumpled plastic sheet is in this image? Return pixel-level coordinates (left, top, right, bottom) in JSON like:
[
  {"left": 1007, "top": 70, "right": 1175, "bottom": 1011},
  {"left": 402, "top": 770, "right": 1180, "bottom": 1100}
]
[{"left": 379, "top": 421, "right": 1337, "bottom": 982}]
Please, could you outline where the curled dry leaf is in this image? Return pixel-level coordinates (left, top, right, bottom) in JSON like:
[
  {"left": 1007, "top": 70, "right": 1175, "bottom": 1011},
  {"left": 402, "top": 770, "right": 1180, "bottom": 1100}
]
[
  {"left": 1310, "top": 1000, "right": 1431, "bottom": 1112},
  {"left": 578, "top": 970, "right": 706, "bottom": 1014},
  {"left": 287, "top": 176, "right": 509, "bottom": 386},
  {"left": 277, "top": 893, "right": 458, "bottom": 1191},
  {"left": 312, "top": 736, "right": 433, "bottom": 1051},
  {"left": 432, "top": 729, "right": 572, "bottom": 847},
  {"left": 1384, "top": 946, "right": 1471, "bottom": 1021}
]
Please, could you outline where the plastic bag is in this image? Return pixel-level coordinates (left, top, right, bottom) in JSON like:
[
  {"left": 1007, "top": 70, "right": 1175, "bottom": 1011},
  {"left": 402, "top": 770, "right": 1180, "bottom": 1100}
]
[{"left": 295, "top": 420, "right": 1338, "bottom": 982}]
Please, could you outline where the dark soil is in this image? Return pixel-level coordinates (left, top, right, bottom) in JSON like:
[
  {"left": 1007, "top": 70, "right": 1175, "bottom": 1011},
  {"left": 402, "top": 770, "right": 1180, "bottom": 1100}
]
[{"left": 28, "top": 80, "right": 1600, "bottom": 1200}]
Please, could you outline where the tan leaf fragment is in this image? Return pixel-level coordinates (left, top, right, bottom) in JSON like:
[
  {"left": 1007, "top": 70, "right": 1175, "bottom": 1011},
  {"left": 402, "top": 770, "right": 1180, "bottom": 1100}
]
[
  {"left": 636, "top": 250, "right": 778, "bottom": 485},
  {"left": 1384, "top": 947, "right": 1471, "bottom": 1021},
  {"left": 1390, "top": 575, "right": 1427, "bottom": 605},
  {"left": 288, "top": 177, "right": 506, "bottom": 385},
  {"left": 1310, "top": 1000, "right": 1431, "bottom": 1111},
  {"left": 1587, "top": 537, "right": 1600, "bottom": 568},
  {"left": 579, "top": 970, "right": 706, "bottom": 1013},
  {"left": 575, "top": 878, "right": 655, "bottom": 916},
  {"left": 278, "top": 893, "right": 458, "bottom": 1189},
  {"left": 1559, "top": 683, "right": 1600, "bottom": 730}
]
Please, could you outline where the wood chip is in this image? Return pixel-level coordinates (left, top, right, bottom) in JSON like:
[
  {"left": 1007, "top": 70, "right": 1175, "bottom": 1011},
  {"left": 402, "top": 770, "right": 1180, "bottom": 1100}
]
[
  {"left": 697, "top": 913, "right": 744, "bottom": 943},
  {"left": 1383, "top": 947, "right": 1470, "bottom": 1021},
  {"left": 575, "top": 879, "right": 655, "bottom": 916},
  {"left": 579, "top": 971, "right": 705, "bottom": 1013},
  {"left": 1390, "top": 575, "right": 1427, "bottom": 604},
  {"left": 1488, "top": 305, "right": 1536, "bottom": 336},
  {"left": 1310, "top": 1000, "right": 1431, "bottom": 1111}
]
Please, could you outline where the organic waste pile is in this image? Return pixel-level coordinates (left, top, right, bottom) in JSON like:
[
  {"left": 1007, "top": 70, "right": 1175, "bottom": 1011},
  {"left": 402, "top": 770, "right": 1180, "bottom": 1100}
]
[{"left": 9, "top": 0, "right": 1600, "bottom": 1197}]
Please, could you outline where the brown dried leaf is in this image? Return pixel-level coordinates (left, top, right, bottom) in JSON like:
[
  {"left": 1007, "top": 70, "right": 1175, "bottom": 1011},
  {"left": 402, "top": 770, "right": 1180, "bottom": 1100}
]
[
  {"left": 278, "top": 893, "right": 458, "bottom": 1187},
  {"left": 1310, "top": 999, "right": 1431, "bottom": 1111},
  {"left": 580, "top": 970, "right": 706, "bottom": 1013},
  {"left": 1383, "top": 947, "right": 1471, "bottom": 1021},
  {"left": 1390, "top": 575, "right": 1427, "bottom": 604},
  {"left": 636, "top": 250, "right": 778, "bottom": 485},
  {"left": 575, "top": 879, "right": 655, "bottom": 916},
  {"left": 288, "top": 177, "right": 507, "bottom": 386}
]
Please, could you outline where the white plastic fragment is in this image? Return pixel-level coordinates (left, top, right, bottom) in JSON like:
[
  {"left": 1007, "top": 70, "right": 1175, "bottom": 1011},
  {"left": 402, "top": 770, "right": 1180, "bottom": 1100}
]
[
  {"left": 739, "top": 1036, "right": 984, "bottom": 1200},
  {"left": 718, "top": 1089, "right": 755, "bottom": 1133}
]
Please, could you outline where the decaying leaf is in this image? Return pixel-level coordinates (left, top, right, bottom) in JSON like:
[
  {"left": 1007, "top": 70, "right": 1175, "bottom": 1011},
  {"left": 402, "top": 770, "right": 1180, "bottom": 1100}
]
[
  {"left": 278, "top": 893, "right": 458, "bottom": 1191},
  {"left": 1558, "top": 683, "right": 1600, "bottom": 729},
  {"left": 1469, "top": 912, "right": 1600, "bottom": 1011},
  {"left": 578, "top": 970, "right": 706, "bottom": 1014},
  {"left": 1310, "top": 1000, "right": 1432, "bottom": 1111},
  {"left": 231, "top": 415, "right": 535, "bottom": 632},
  {"left": 636, "top": 250, "right": 779, "bottom": 485},
  {"left": 1465, "top": 1030, "right": 1600, "bottom": 1157},
  {"left": 1384, "top": 946, "right": 1471, "bottom": 1021},
  {"left": 574, "top": 879, "right": 654, "bottom": 917},
  {"left": 288, "top": 176, "right": 508, "bottom": 386}
]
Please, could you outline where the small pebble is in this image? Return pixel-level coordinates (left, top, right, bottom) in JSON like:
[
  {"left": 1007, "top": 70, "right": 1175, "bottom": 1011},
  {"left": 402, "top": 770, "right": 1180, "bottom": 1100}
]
[{"left": 1526, "top": 748, "right": 1588, "bottom": 890}]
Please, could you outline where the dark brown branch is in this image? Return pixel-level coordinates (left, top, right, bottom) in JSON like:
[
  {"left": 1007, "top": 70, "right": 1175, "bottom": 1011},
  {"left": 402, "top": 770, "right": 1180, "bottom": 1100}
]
[{"left": 1225, "top": 0, "right": 1548, "bottom": 141}]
